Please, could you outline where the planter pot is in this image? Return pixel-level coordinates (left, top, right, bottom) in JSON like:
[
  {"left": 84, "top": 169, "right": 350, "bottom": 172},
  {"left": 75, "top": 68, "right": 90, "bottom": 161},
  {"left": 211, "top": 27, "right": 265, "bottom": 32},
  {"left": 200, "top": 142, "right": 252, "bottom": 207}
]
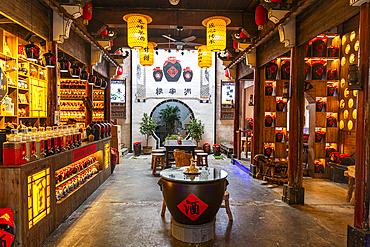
[
  {"left": 276, "top": 133, "right": 284, "bottom": 142},
  {"left": 153, "top": 67, "right": 163, "bottom": 82},
  {"left": 213, "top": 146, "right": 221, "bottom": 156},
  {"left": 265, "top": 86, "right": 273, "bottom": 96},
  {"left": 315, "top": 133, "right": 325, "bottom": 142},
  {"left": 276, "top": 102, "right": 286, "bottom": 111},
  {"left": 265, "top": 117, "right": 274, "bottom": 127},
  {"left": 133, "top": 144, "right": 141, "bottom": 156},
  {"left": 312, "top": 62, "right": 326, "bottom": 80},
  {"left": 163, "top": 57, "right": 182, "bottom": 82},
  {"left": 327, "top": 87, "right": 336, "bottom": 96},
  {"left": 327, "top": 117, "right": 336, "bottom": 127},
  {"left": 316, "top": 102, "right": 325, "bottom": 112},
  {"left": 312, "top": 38, "right": 326, "bottom": 57},
  {"left": 315, "top": 164, "right": 324, "bottom": 173},
  {"left": 203, "top": 144, "right": 211, "bottom": 155},
  {"left": 264, "top": 147, "right": 272, "bottom": 157},
  {"left": 143, "top": 146, "right": 152, "bottom": 155},
  {"left": 265, "top": 62, "right": 278, "bottom": 80}
]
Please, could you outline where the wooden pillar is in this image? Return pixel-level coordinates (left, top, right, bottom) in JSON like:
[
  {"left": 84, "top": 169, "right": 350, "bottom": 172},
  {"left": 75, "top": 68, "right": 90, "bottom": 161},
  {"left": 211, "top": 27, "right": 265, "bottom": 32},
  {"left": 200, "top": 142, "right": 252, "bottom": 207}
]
[
  {"left": 355, "top": 2, "right": 370, "bottom": 230},
  {"left": 46, "top": 41, "right": 58, "bottom": 127},
  {"left": 250, "top": 68, "right": 263, "bottom": 177},
  {"left": 105, "top": 78, "right": 111, "bottom": 121},
  {"left": 282, "top": 45, "right": 305, "bottom": 205},
  {"left": 233, "top": 78, "right": 240, "bottom": 158},
  {"left": 85, "top": 65, "right": 93, "bottom": 126}
]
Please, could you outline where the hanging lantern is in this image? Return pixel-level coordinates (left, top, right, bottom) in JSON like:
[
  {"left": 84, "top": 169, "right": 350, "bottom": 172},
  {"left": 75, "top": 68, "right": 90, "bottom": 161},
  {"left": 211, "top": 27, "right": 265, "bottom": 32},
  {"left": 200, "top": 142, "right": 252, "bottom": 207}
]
[
  {"left": 255, "top": 5, "right": 267, "bottom": 30},
  {"left": 123, "top": 14, "right": 152, "bottom": 49},
  {"left": 25, "top": 42, "right": 41, "bottom": 62},
  {"left": 43, "top": 50, "right": 57, "bottom": 68},
  {"left": 88, "top": 74, "right": 96, "bottom": 85},
  {"left": 70, "top": 64, "right": 81, "bottom": 78},
  {"left": 100, "top": 79, "right": 107, "bottom": 89},
  {"left": 82, "top": 2, "right": 93, "bottom": 25},
  {"left": 116, "top": 64, "right": 124, "bottom": 76},
  {"left": 202, "top": 16, "right": 231, "bottom": 52},
  {"left": 99, "top": 28, "right": 108, "bottom": 36},
  {"left": 233, "top": 40, "right": 239, "bottom": 52},
  {"left": 139, "top": 42, "right": 156, "bottom": 66},
  {"left": 59, "top": 58, "right": 70, "bottom": 72},
  {"left": 197, "top": 45, "right": 212, "bottom": 68},
  {"left": 80, "top": 69, "right": 89, "bottom": 81}
]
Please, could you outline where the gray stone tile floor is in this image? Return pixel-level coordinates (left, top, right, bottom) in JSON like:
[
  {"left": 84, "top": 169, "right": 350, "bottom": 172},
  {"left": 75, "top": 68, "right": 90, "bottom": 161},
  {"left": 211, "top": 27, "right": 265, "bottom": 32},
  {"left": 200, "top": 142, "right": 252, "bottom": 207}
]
[{"left": 40, "top": 153, "right": 353, "bottom": 247}]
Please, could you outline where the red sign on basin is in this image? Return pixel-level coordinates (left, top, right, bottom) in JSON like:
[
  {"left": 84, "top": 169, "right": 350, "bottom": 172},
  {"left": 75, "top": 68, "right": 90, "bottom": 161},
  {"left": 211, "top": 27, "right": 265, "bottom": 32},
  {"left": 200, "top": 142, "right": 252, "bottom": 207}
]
[{"left": 177, "top": 193, "right": 208, "bottom": 221}]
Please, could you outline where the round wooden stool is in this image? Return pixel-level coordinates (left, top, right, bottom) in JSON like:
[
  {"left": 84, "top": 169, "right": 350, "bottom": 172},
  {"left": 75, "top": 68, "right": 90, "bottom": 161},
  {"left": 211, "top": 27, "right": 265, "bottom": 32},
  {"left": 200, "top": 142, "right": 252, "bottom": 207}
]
[
  {"left": 196, "top": 153, "right": 208, "bottom": 167},
  {"left": 152, "top": 149, "right": 165, "bottom": 154},
  {"left": 152, "top": 153, "right": 165, "bottom": 174}
]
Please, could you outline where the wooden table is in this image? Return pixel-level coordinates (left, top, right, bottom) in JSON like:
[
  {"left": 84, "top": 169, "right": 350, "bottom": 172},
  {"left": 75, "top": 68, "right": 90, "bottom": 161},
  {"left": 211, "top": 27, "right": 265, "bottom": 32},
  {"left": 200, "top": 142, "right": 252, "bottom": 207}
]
[{"left": 164, "top": 140, "right": 196, "bottom": 167}]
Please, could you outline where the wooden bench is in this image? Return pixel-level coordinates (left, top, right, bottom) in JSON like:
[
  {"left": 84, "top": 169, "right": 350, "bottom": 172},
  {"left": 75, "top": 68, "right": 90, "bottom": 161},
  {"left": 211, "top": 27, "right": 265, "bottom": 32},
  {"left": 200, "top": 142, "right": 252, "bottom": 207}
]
[{"left": 220, "top": 143, "right": 233, "bottom": 158}]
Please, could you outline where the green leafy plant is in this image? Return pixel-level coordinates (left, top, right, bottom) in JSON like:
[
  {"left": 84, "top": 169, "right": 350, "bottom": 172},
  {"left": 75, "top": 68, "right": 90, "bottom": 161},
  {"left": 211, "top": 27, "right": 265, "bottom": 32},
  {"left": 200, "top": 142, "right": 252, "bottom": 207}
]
[
  {"left": 186, "top": 119, "right": 204, "bottom": 148},
  {"left": 159, "top": 105, "right": 180, "bottom": 135},
  {"left": 162, "top": 134, "right": 183, "bottom": 145},
  {"left": 139, "top": 113, "right": 157, "bottom": 147}
]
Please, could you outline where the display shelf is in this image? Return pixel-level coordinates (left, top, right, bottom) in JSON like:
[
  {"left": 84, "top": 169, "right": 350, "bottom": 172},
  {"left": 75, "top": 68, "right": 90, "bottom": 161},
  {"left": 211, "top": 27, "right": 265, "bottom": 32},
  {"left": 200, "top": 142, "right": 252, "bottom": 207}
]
[
  {"left": 0, "top": 52, "right": 16, "bottom": 61},
  {"left": 56, "top": 161, "right": 99, "bottom": 188}
]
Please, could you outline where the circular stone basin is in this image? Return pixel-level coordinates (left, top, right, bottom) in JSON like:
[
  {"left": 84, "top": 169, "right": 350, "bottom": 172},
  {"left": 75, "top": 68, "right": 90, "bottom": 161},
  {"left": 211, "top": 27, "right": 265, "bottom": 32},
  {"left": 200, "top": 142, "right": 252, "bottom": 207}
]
[{"left": 159, "top": 166, "right": 228, "bottom": 225}]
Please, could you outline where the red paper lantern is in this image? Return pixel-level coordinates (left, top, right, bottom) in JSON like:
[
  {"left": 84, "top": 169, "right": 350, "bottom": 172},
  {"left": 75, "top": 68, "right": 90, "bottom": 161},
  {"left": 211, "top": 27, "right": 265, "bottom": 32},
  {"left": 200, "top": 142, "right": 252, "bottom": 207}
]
[
  {"left": 82, "top": 2, "right": 93, "bottom": 25},
  {"left": 240, "top": 31, "right": 248, "bottom": 38},
  {"left": 116, "top": 65, "right": 123, "bottom": 76},
  {"left": 270, "top": 0, "right": 282, "bottom": 2},
  {"left": 233, "top": 40, "right": 238, "bottom": 50},
  {"left": 255, "top": 5, "right": 267, "bottom": 30}
]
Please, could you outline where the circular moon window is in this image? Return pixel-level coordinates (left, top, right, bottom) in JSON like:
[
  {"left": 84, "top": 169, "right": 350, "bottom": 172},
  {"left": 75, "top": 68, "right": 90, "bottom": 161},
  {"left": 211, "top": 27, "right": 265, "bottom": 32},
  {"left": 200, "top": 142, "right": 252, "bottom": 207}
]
[
  {"left": 342, "top": 35, "right": 346, "bottom": 46},
  {"left": 344, "top": 88, "right": 349, "bottom": 98},
  {"left": 340, "top": 120, "right": 345, "bottom": 129},
  {"left": 353, "top": 90, "right": 358, "bottom": 97},
  {"left": 340, "top": 99, "right": 345, "bottom": 108},
  {"left": 353, "top": 109, "right": 357, "bottom": 119},
  {"left": 355, "top": 40, "right": 359, "bottom": 51},
  {"left": 341, "top": 57, "right": 346, "bottom": 67},
  {"left": 345, "top": 44, "right": 351, "bottom": 54},
  {"left": 341, "top": 78, "right": 346, "bottom": 87},
  {"left": 344, "top": 110, "right": 349, "bottom": 119},
  {"left": 348, "top": 120, "right": 354, "bottom": 130},
  {"left": 348, "top": 98, "right": 354, "bottom": 108},
  {"left": 350, "top": 31, "right": 356, "bottom": 42},
  {"left": 350, "top": 54, "right": 356, "bottom": 63}
]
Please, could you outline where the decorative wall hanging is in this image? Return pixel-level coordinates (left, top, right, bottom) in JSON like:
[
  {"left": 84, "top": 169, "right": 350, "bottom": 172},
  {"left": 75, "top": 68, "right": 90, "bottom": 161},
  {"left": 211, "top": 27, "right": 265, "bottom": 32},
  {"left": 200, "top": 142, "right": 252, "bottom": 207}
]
[
  {"left": 163, "top": 57, "right": 182, "bottom": 82},
  {"left": 280, "top": 59, "right": 290, "bottom": 80},
  {"left": 153, "top": 67, "right": 163, "bottom": 82},
  {"left": 265, "top": 61, "right": 278, "bottom": 80},
  {"left": 82, "top": 2, "right": 93, "bottom": 25},
  {"left": 312, "top": 60, "right": 326, "bottom": 80},
  {"left": 197, "top": 45, "right": 212, "bottom": 68},
  {"left": 139, "top": 42, "right": 156, "bottom": 66},
  {"left": 255, "top": 5, "right": 267, "bottom": 30},
  {"left": 25, "top": 42, "right": 41, "bottom": 62},
  {"left": 183, "top": 67, "right": 193, "bottom": 82},
  {"left": 123, "top": 14, "right": 152, "bottom": 49},
  {"left": 202, "top": 16, "right": 231, "bottom": 52}
]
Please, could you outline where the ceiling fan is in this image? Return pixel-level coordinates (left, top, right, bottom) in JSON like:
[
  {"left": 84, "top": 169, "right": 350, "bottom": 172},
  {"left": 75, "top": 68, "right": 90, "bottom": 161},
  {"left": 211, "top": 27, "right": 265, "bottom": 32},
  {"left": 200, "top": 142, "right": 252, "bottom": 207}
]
[{"left": 158, "top": 26, "right": 202, "bottom": 50}]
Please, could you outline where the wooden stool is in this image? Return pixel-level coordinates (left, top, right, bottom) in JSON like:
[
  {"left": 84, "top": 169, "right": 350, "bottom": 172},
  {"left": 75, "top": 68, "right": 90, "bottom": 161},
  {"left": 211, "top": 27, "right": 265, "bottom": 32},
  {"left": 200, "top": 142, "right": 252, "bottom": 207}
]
[
  {"left": 152, "top": 153, "right": 165, "bottom": 174},
  {"left": 196, "top": 153, "right": 208, "bottom": 167},
  {"left": 220, "top": 191, "right": 233, "bottom": 220}
]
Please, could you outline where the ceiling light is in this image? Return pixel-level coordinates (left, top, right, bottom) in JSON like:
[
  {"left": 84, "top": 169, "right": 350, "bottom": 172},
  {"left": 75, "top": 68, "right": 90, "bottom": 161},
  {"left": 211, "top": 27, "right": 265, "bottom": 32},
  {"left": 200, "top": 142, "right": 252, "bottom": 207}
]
[{"left": 169, "top": 0, "right": 180, "bottom": 5}]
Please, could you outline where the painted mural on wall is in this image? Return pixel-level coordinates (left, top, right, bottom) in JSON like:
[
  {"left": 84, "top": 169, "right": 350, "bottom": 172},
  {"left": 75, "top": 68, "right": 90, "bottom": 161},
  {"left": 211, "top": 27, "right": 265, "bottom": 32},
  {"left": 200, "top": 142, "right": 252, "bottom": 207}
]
[{"left": 132, "top": 49, "right": 214, "bottom": 103}]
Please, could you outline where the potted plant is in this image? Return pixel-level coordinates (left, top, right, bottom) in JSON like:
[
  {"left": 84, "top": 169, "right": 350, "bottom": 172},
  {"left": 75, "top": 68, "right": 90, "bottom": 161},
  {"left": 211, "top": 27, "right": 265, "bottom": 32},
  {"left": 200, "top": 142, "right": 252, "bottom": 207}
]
[
  {"left": 186, "top": 118, "right": 204, "bottom": 148},
  {"left": 159, "top": 105, "right": 180, "bottom": 136},
  {"left": 213, "top": 144, "right": 221, "bottom": 156},
  {"left": 139, "top": 113, "right": 157, "bottom": 155},
  {"left": 315, "top": 130, "right": 325, "bottom": 142},
  {"left": 246, "top": 118, "right": 253, "bottom": 129},
  {"left": 264, "top": 144, "right": 274, "bottom": 158}
]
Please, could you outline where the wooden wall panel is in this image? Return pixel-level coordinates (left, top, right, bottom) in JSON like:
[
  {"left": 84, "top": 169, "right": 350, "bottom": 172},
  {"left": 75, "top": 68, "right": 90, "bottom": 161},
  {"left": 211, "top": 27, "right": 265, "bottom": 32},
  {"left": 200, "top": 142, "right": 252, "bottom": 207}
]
[
  {"left": 256, "top": 32, "right": 290, "bottom": 68},
  {"left": 93, "top": 57, "right": 109, "bottom": 78},
  {"left": 297, "top": 0, "right": 360, "bottom": 46},
  {"left": 59, "top": 30, "right": 91, "bottom": 66},
  {"left": 341, "top": 130, "right": 356, "bottom": 155},
  {"left": 0, "top": 0, "right": 52, "bottom": 40}
]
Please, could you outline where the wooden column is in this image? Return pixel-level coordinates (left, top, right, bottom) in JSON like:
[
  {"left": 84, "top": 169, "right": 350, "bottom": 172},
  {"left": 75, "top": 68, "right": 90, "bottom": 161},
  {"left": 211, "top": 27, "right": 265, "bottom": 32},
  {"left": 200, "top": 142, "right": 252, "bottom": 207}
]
[
  {"left": 85, "top": 66, "right": 93, "bottom": 126},
  {"left": 105, "top": 78, "right": 111, "bottom": 121},
  {"left": 354, "top": 2, "right": 370, "bottom": 230},
  {"left": 250, "top": 68, "right": 263, "bottom": 177},
  {"left": 46, "top": 41, "right": 58, "bottom": 127},
  {"left": 282, "top": 45, "right": 305, "bottom": 205},
  {"left": 233, "top": 78, "right": 240, "bottom": 158}
]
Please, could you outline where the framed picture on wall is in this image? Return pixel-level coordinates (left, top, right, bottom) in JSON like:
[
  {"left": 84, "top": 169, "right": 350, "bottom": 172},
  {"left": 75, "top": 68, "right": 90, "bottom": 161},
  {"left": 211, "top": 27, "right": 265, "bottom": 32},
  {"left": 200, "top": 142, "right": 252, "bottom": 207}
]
[
  {"left": 111, "top": 79, "right": 126, "bottom": 119},
  {"left": 221, "top": 80, "right": 235, "bottom": 120}
]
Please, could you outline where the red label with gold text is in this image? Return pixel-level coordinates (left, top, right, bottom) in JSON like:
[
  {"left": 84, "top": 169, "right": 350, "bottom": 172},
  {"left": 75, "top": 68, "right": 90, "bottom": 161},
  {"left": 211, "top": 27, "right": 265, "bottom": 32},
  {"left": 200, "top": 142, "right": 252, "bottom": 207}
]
[{"left": 73, "top": 144, "right": 96, "bottom": 162}]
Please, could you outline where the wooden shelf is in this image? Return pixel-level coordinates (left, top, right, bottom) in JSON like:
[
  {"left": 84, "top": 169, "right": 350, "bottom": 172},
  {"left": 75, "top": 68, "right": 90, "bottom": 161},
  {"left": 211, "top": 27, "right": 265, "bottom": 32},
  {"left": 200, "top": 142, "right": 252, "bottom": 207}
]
[
  {"left": 0, "top": 52, "right": 16, "bottom": 61},
  {"left": 56, "top": 161, "right": 99, "bottom": 189}
]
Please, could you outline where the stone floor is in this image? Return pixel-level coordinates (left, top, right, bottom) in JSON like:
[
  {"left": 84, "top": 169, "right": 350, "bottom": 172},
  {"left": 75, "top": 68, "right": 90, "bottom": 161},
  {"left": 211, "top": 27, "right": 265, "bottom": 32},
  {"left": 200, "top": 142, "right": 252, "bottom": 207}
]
[{"left": 40, "top": 154, "right": 354, "bottom": 247}]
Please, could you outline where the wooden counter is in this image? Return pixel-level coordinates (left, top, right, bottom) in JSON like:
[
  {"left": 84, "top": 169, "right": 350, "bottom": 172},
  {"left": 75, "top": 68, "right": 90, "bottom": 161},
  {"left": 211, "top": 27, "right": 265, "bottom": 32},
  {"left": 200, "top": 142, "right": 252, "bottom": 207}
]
[{"left": 0, "top": 137, "right": 111, "bottom": 247}]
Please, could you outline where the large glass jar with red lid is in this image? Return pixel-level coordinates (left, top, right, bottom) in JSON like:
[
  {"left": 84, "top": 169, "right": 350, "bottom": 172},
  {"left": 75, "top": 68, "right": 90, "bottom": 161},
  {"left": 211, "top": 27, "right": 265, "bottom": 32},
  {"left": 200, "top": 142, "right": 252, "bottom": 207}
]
[
  {"left": 31, "top": 127, "right": 42, "bottom": 160},
  {"left": 25, "top": 128, "right": 37, "bottom": 162},
  {"left": 38, "top": 127, "right": 47, "bottom": 158},
  {"left": 92, "top": 122, "right": 101, "bottom": 141},
  {"left": 46, "top": 126, "right": 55, "bottom": 156},
  {"left": 53, "top": 126, "right": 61, "bottom": 153},
  {"left": 62, "top": 125, "right": 69, "bottom": 151},
  {"left": 3, "top": 129, "right": 27, "bottom": 165}
]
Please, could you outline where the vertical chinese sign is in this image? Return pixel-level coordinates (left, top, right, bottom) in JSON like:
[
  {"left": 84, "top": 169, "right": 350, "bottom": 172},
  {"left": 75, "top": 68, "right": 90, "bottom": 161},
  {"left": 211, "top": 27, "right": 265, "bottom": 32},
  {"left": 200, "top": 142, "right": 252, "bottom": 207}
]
[
  {"left": 28, "top": 168, "right": 50, "bottom": 229},
  {"left": 104, "top": 143, "right": 110, "bottom": 169}
]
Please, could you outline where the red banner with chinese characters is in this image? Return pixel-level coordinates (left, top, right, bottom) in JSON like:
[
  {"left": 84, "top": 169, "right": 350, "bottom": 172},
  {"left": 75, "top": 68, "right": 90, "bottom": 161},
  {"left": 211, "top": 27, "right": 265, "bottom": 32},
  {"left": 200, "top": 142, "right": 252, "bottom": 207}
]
[{"left": 73, "top": 144, "right": 97, "bottom": 162}]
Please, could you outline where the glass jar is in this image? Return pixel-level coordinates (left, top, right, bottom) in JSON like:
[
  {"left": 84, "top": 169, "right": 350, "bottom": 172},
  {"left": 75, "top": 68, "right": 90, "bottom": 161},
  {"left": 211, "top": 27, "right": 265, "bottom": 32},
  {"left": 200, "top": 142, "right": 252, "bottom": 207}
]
[
  {"left": 38, "top": 127, "right": 47, "bottom": 158},
  {"left": 31, "top": 127, "right": 41, "bottom": 160},
  {"left": 53, "top": 126, "right": 61, "bottom": 154},
  {"left": 3, "top": 129, "right": 26, "bottom": 166},
  {"left": 25, "top": 128, "right": 37, "bottom": 161},
  {"left": 46, "top": 126, "right": 55, "bottom": 156}
]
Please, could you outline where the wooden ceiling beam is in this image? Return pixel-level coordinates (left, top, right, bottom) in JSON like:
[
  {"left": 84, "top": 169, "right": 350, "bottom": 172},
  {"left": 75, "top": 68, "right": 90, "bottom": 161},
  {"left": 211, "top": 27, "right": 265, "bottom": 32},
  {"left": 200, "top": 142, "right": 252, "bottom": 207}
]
[{"left": 92, "top": 8, "right": 257, "bottom": 37}]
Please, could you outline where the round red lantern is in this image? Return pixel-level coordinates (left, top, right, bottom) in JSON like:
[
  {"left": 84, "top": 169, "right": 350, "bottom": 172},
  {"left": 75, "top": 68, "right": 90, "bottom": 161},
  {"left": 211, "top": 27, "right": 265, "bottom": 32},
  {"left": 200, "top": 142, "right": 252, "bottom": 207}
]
[
  {"left": 255, "top": 5, "right": 267, "bottom": 30},
  {"left": 82, "top": 2, "right": 93, "bottom": 25}
]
